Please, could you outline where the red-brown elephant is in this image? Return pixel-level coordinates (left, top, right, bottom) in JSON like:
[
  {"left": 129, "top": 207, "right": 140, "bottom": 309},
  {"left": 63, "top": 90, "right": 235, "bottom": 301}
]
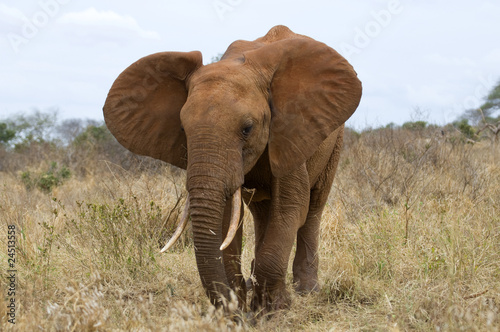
[{"left": 103, "top": 25, "right": 362, "bottom": 313}]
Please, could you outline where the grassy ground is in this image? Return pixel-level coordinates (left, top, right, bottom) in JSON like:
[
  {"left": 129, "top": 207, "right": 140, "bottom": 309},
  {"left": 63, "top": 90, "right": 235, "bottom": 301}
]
[{"left": 1, "top": 128, "right": 499, "bottom": 331}]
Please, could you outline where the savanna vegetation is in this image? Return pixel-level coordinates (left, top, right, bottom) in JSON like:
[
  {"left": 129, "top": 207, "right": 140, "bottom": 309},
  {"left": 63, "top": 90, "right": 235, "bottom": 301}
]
[{"left": 0, "top": 104, "right": 499, "bottom": 330}]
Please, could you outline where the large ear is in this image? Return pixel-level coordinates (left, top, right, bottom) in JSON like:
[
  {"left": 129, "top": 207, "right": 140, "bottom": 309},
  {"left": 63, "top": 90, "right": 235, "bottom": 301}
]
[
  {"left": 245, "top": 38, "right": 362, "bottom": 177},
  {"left": 103, "top": 51, "right": 203, "bottom": 169}
]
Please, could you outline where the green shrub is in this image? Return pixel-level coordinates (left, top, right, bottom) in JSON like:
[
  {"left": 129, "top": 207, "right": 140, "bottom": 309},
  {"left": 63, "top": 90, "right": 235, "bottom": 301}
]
[
  {"left": 402, "top": 121, "right": 427, "bottom": 131},
  {"left": 73, "top": 124, "right": 113, "bottom": 147},
  {"left": 454, "top": 119, "right": 477, "bottom": 141},
  {"left": 21, "top": 162, "right": 71, "bottom": 192},
  {"left": 0, "top": 122, "right": 16, "bottom": 145}
]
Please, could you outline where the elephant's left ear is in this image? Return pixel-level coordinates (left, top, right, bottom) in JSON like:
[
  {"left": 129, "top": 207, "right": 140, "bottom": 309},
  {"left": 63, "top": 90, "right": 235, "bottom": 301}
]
[{"left": 245, "top": 38, "right": 362, "bottom": 177}]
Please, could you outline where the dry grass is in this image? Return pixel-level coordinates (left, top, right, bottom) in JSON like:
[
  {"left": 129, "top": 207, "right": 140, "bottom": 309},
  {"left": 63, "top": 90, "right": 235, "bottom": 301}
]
[{"left": 1, "top": 128, "right": 499, "bottom": 331}]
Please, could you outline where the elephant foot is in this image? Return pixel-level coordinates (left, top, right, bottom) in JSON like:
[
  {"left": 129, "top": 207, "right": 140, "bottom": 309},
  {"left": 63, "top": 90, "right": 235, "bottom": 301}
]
[
  {"left": 251, "top": 286, "right": 291, "bottom": 315},
  {"left": 293, "top": 279, "right": 320, "bottom": 294}
]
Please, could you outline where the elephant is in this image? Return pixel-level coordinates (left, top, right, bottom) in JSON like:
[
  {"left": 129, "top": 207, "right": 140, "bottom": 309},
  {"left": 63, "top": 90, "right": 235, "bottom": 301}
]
[{"left": 103, "top": 25, "right": 362, "bottom": 313}]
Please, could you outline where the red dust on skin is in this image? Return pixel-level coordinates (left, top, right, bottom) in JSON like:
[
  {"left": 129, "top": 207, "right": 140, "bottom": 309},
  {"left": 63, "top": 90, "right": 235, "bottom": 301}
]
[{"left": 103, "top": 25, "right": 362, "bottom": 313}]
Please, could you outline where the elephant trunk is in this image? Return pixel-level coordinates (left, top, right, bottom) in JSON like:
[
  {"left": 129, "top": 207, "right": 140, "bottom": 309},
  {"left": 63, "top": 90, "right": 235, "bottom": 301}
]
[
  {"left": 186, "top": 138, "right": 243, "bottom": 306},
  {"left": 189, "top": 186, "right": 230, "bottom": 305}
]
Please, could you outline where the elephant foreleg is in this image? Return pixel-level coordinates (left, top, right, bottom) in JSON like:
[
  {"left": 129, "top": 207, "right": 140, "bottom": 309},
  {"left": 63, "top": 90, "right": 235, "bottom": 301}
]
[{"left": 250, "top": 165, "right": 310, "bottom": 312}]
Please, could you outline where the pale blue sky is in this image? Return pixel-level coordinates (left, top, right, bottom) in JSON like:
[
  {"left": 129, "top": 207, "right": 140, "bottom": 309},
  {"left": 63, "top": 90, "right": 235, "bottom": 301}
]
[{"left": 1, "top": 0, "right": 500, "bottom": 129}]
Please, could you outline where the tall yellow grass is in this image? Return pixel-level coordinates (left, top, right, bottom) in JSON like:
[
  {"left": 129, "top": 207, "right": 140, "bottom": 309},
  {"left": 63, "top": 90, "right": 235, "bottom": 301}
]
[{"left": 1, "top": 128, "right": 499, "bottom": 331}]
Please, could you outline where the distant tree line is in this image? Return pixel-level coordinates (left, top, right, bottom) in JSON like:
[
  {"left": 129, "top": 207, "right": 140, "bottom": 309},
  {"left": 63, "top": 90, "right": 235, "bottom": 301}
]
[
  {"left": 0, "top": 110, "right": 167, "bottom": 192},
  {"left": 360, "top": 79, "right": 500, "bottom": 144},
  {"left": 0, "top": 80, "right": 498, "bottom": 192}
]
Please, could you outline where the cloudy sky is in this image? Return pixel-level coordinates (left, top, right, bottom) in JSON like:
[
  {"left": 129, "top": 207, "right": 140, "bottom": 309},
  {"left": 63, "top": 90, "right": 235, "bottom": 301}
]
[{"left": 1, "top": 0, "right": 499, "bottom": 129}]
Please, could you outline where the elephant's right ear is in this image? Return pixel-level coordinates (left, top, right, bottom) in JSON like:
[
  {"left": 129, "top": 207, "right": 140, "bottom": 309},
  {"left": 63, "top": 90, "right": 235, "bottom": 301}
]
[{"left": 103, "top": 51, "right": 203, "bottom": 169}]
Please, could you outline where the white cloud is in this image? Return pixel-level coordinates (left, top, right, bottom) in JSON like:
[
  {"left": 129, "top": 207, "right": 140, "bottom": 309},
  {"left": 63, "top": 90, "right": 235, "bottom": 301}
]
[{"left": 57, "top": 7, "right": 160, "bottom": 40}]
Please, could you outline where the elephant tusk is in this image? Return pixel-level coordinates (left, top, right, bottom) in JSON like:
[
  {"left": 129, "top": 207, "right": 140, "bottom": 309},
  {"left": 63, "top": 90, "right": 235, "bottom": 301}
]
[
  {"left": 220, "top": 187, "right": 241, "bottom": 251},
  {"left": 160, "top": 196, "right": 190, "bottom": 253}
]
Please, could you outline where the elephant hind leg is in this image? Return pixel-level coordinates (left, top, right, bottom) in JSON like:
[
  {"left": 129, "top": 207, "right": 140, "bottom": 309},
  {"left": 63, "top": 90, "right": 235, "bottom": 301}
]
[
  {"left": 293, "top": 129, "right": 344, "bottom": 293},
  {"left": 292, "top": 196, "right": 324, "bottom": 293}
]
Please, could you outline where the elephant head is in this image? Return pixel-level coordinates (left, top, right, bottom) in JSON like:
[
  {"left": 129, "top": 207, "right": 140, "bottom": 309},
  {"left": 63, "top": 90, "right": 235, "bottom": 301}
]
[{"left": 103, "top": 25, "right": 362, "bottom": 307}]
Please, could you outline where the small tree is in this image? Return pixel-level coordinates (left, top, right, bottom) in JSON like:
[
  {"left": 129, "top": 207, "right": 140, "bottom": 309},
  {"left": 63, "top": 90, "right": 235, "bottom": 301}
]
[
  {"left": 56, "top": 118, "right": 87, "bottom": 145},
  {"left": 73, "top": 124, "right": 114, "bottom": 148},
  {"left": 452, "top": 119, "right": 477, "bottom": 143},
  {"left": 476, "top": 108, "right": 500, "bottom": 144},
  {"left": 480, "top": 80, "right": 500, "bottom": 118},
  {"left": 0, "top": 122, "right": 16, "bottom": 145},
  {"left": 6, "top": 109, "right": 59, "bottom": 150},
  {"left": 463, "top": 79, "right": 500, "bottom": 125}
]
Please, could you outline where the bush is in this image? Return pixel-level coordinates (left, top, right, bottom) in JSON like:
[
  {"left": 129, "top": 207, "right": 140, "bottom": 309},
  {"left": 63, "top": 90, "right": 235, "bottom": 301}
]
[
  {"left": 454, "top": 119, "right": 477, "bottom": 141},
  {"left": 21, "top": 162, "right": 71, "bottom": 193},
  {"left": 0, "top": 122, "right": 16, "bottom": 145},
  {"left": 73, "top": 124, "right": 113, "bottom": 147},
  {"left": 402, "top": 120, "right": 427, "bottom": 131}
]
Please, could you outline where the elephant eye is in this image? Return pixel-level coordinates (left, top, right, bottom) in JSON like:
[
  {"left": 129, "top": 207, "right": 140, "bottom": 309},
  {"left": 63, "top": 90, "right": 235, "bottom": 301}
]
[{"left": 241, "top": 123, "right": 253, "bottom": 138}]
